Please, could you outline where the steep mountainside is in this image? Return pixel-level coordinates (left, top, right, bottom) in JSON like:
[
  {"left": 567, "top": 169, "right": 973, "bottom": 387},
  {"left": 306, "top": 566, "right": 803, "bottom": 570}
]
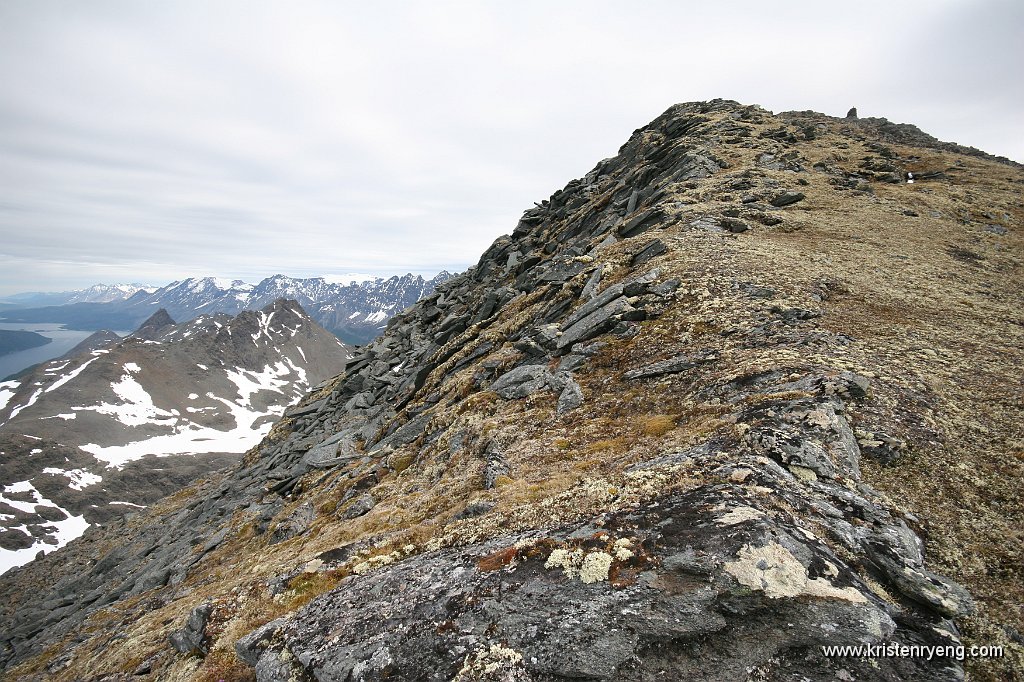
[
  {"left": 0, "top": 299, "right": 350, "bottom": 575},
  {"left": 0, "top": 272, "right": 455, "bottom": 345},
  {"left": 0, "top": 100, "right": 1020, "bottom": 681}
]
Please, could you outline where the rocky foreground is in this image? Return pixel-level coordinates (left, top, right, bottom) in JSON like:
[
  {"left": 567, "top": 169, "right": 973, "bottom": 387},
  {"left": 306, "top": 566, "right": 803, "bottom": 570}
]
[{"left": 0, "top": 100, "right": 1021, "bottom": 681}]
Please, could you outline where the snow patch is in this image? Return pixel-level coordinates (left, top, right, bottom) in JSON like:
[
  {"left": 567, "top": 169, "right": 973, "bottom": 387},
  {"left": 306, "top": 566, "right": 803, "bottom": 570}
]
[
  {"left": 45, "top": 357, "right": 98, "bottom": 394},
  {"left": 0, "top": 481, "right": 89, "bottom": 575},
  {"left": 42, "top": 467, "right": 102, "bottom": 490},
  {"left": 365, "top": 309, "right": 389, "bottom": 324},
  {"left": 0, "top": 381, "right": 18, "bottom": 412},
  {"left": 74, "top": 371, "right": 175, "bottom": 427},
  {"left": 224, "top": 363, "right": 291, "bottom": 408},
  {"left": 80, "top": 396, "right": 275, "bottom": 468},
  {"left": 6, "top": 387, "right": 43, "bottom": 422}
]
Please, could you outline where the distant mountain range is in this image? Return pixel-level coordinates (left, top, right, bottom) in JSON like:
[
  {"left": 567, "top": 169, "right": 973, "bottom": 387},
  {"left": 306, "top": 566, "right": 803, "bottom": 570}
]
[
  {"left": 0, "top": 283, "right": 156, "bottom": 308},
  {"left": 0, "top": 272, "right": 456, "bottom": 345},
  {"left": 0, "top": 299, "right": 350, "bottom": 574}
]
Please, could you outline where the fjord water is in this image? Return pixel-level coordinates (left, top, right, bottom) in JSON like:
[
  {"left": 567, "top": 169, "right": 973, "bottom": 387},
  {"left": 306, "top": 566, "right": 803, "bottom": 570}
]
[{"left": 0, "top": 323, "right": 114, "bottom": 379}]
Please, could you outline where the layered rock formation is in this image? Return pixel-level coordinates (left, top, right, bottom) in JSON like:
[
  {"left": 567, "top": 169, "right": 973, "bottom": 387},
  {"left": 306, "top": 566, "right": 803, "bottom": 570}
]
[{"left": 0, "top": 100, "right": 1020, "bottom": 681}]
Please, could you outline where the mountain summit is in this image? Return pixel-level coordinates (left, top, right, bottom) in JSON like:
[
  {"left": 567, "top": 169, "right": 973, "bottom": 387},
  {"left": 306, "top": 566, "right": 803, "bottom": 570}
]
[
  {"left": 0, "top": 100, "right": 1020, "bottom": 680},
  {"left": 130, "top": 308, "right": 175, "bottom": 340}
]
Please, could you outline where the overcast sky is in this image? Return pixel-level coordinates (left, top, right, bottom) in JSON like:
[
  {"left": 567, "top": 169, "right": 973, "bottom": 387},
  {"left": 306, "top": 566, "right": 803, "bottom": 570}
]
[{"left": 0, "top": 0, "right": 1020, "bottom": 296}]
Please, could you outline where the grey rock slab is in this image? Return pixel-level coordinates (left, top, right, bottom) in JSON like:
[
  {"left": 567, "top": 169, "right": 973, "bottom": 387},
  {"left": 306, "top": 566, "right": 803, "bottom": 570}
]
[
  {"left": 269, "top": 503, "right": 315, "bottom": 545},
  {"left": 252, "top": 471, "right": 962, "bottom": 682},
  {"left": 556, "top": 378, "right": 584, "bottom": 414},
  {"left": 630, "top": 238, "right": 668, "bottom": 267},
  {"left": 623, "top": 355, "right": 697, "bottom": 380},
  {"left": 236, "top": 617, "right": 288, "bottom": 667},
  {"left": 341, "top": 494, "right": 375, "bottom": 519},
  {"left": 557, "top": 354, "right": 588, "bottom": 372},
  {"left": 622, "top": 267, "right": 662, "bottom": 296},
  {"left": 490, "top": 364, "right": 555, "bottom": 400},
  {"left": 255, "top": 648, "right": 299, "bottom": 682},
  {"left": 168, "top": 603, "right": 212, "bottom": 655},
  {"left": 720, "top": 216, "right": 749, "bottom": 233},
  {"left": 381, "top": 413, "right": 432, "bottom": 448},
  {"left": 618, "top": 207, "right": 667, "bottom": 238},
  {"left": 770, "top": 191, "right": 806, "bottom": 207},
  {"left": 562, "top": 283, "right": 625, "bottom": 330},
  {"left": 652, "top": 278, "right": 681, "bottom": 296},
  {"left": 556, "top": 296, "right": 636, "bottom": 350},
  {"left": 580, "top": 265, "right": 603, "bottom": 300},
  {"left": 284, "top": 399, "right": 326, "bottom": 418},
  {"left": 302, "top": 430, "right": 361, "bottom": 469}
]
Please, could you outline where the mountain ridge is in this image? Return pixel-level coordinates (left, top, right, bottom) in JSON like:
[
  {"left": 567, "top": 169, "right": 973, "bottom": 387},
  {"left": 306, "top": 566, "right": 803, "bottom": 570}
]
[
  {"left": 0, "top": 298, "right": 351, "bottom": 575},
  {"left": 0, "top": 272, "right": 456, "bottom": 345},
  {"left": 0, "top": 100, "right": 1020, "bottom": 680}
]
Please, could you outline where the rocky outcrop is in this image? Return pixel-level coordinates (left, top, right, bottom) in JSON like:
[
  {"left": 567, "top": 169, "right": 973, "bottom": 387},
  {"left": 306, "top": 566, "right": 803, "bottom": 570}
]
[
  {"left": 1, "top": 99, "right": 1020, "bottom": 681},
  {"left": 250, "top": 370, "right": 971, "bottom": 682}
]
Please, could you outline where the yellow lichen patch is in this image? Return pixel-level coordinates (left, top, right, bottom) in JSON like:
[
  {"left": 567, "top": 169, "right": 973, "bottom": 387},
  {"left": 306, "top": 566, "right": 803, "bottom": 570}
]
[
  {"left": 544, "top": 547, "right": 585, "bottom": 578},
  {"left": 716, "top": 505, "right": 766, "bottom": 526},
  {"left": 724, "top": 541, "right": 866, "bottom": 603},
  {"left": 579, "top": 552, "right": 614, "bottom": 584},
  {"left": 454, "top": 643, "right": 524, "bottom": 681},
  {"left": 613, "top": 538, "right": 634, "bottom": 561},
  {"left": 788, "top": 465, "right": 817, "bottom": 483}
]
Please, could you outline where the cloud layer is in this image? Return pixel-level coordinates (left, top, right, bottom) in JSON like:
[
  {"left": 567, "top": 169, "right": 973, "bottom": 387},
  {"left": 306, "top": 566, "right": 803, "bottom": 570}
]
[{"left": 1, "top": 0, "right": 1020, "bottom": 295}]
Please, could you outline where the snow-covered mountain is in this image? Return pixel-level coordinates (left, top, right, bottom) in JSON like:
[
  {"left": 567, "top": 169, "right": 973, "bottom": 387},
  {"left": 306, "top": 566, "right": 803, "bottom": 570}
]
[
  {"left": 0, "top": 272, "right": 456, "bottom": 345},
  {"left": 0, "top": 299, "right": 350, "bottom": 574},
  {"left": 126, "top": 273, "right": 455, "bottom": 344},
  {"left": 0, "top": 283, "right": 155, "bottom": 308}
]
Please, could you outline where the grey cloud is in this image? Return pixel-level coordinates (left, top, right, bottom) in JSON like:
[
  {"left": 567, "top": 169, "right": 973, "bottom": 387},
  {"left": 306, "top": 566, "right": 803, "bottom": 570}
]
[{"left": 1, "top": 1, "right": 1020, "bottom": 296}]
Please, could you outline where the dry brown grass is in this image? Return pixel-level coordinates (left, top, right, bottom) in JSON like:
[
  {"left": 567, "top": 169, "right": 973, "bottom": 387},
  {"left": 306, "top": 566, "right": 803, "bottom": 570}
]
[
  {"left": 639, "top": 414, "right": 676, "bottom": 437},
  {"left": 193, "top": 650, "right": 256, "bottom": 682}
]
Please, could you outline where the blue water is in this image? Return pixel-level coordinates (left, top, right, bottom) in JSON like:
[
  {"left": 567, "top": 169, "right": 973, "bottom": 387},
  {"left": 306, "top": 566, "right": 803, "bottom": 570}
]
[{"left": 0, "top": 323, "right": 124, "bottom": 380}]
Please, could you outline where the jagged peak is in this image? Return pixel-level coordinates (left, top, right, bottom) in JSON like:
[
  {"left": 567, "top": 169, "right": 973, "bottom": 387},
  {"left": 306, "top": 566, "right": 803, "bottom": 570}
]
[
  {"left": 130, "top": 308, "right": 176, "bottom": 340},
  {"left": 260, "top": 297, "right": 308, "bottom": 317}
]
